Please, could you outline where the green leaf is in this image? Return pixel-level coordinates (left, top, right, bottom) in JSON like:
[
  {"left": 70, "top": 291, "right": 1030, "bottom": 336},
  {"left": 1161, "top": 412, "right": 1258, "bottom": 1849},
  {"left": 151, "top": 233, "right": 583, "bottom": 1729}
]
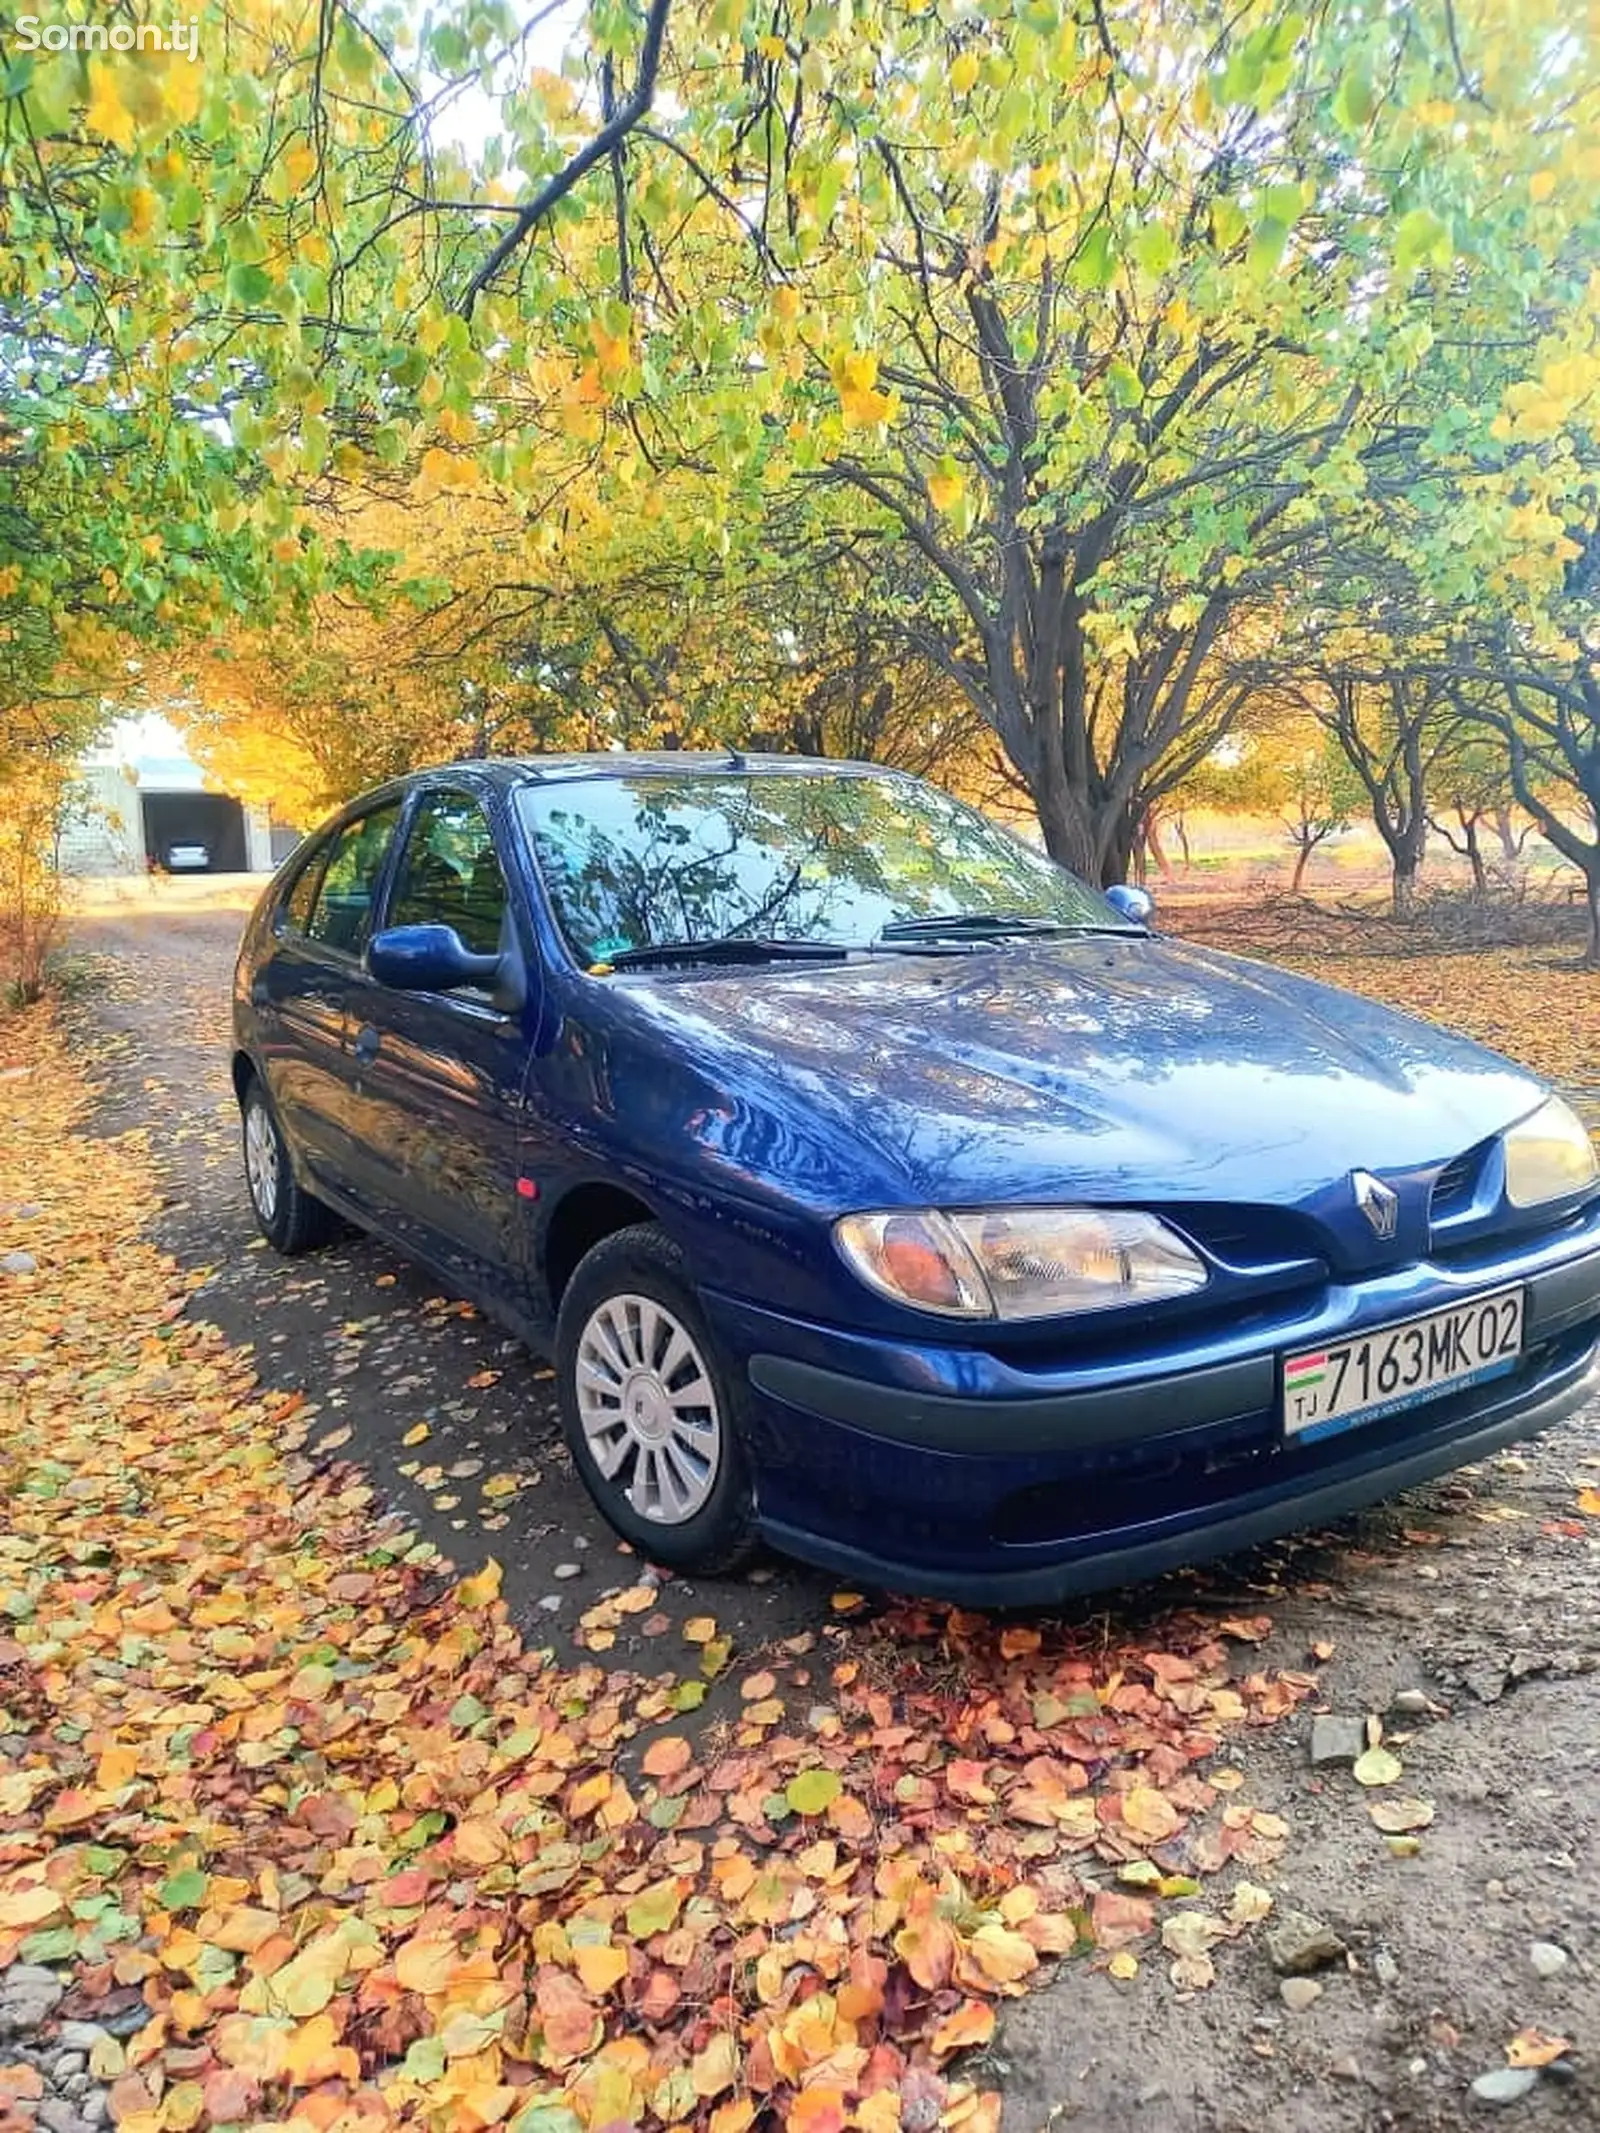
[
  {"left": 225, "top": 263, "right": 275, "bottom": 309},
  {"left": 403, "top": 2035, "right": 447, "bottom": 2083},
  {"left": 1131, "top": 224, "right": 1175, "bottom": 277},
  {"left": 786, "top": 1767, "right": 842, "bottom": 1815},
  {"left": 1394, "top": 207, "right": 1452, "bottom": 276},
  {"left": 1333, "top": 62, "right": 1374, "bottom": 131},
  {"left": 159, "top": 1867, "right": 208, "bottom": 1912},
  {"left": 624, "top": 1878, "right": 684, "bottom": 1937},
  {"left": 1069, "top": 223, "right": 1116, "bottom": 291}
]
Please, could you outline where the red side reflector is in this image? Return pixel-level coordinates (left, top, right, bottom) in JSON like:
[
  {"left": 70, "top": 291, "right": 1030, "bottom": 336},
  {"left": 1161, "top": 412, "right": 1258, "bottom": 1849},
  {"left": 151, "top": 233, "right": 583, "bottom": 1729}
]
[{"left": 516, "top": 1177, "right": 539, "bottom": 1200}]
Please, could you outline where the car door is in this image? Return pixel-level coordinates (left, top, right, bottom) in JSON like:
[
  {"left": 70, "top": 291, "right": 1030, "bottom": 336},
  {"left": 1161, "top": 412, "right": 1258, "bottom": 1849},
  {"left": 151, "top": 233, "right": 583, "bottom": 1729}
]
[
  {"left": 255, "top": 802, "right": 403, "bottom": 1195},
  {"left": 344, "top": 786, "right": 535, "bottom": 1303}
]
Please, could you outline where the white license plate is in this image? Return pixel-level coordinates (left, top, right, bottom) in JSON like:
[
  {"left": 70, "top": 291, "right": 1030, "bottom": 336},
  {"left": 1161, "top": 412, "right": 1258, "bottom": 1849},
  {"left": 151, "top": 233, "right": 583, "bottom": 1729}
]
[{"left": 1282, "top": 1287, "right": 1524, "bottom": 1442}]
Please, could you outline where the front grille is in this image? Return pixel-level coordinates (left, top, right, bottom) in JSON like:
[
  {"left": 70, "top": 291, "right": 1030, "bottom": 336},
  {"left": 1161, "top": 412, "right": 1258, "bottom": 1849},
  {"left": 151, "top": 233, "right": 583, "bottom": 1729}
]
[
  {"left": 1165, "top": 1203, "right": 1323, "bottom": 1270},
  {"left": 1431, "top": 1145, "right": 1484, "bottom": 1220}
]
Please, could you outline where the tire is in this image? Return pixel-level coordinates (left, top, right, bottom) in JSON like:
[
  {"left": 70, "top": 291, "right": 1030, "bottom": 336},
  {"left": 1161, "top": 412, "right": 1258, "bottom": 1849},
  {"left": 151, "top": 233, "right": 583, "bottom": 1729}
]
[
  {"left": 240, "top": 1077, "right": 338, "bottom": 1256},
  {"left": 556, "top": 1223, "right": 758, "bottom": 1574}
]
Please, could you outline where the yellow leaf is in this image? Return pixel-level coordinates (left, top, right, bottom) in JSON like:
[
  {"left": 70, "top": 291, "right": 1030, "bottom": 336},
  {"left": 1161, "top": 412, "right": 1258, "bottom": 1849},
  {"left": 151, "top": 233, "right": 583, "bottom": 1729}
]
[
  {"left": 96, "top": 1743, "right": 140, "bottom": 1792},
  {"left": 1529, "top": 169, "right": 1558, "bottom": 203},
  {"left": 572, "top": 1943, "right": 629, "bottom": 1993},
  {"left": 85, "top": 61, "right": 137, "bottom": 151},
  {"left": 284, "top": 142, "right": 318, "bottom": 190},
  {"left": 950, "top": 51, "right": 981, "bottom": 94},
  {"left": 1107, "top": 1950, "right": 1139, "bottom": 1980},
  {"left": 927, "top": 459, "right": 965, "bottom": 514},
  {"left": 0, "top": 1883, "right": 62, "bottom": 1927},
  {"left": 691, "top": 2028, "right": 738, "bottom": 2098},
  {"left": 402, "top": 1422, "right": 431, "bottom": 1446},
  {"left": 1353, "top": 1746, "right": 1403, "bottom": 1787},
  {"left": 683, "top": 1616, "right": 717, "bottom": 1643},
  {"left": 1577, "top": 1486, "right": 1600, "bottom": 1515},
  {"left": 455, "top": 1559, "right": 502, "bottom": 1609},
  {"left": 395, "top": 1935, "right": 465, "bottom": 1996}
]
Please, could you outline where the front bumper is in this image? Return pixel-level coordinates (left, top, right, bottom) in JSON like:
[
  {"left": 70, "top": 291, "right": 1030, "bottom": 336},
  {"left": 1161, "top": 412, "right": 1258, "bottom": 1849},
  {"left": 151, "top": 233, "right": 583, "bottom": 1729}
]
[{"left": 707, "top": 1217, "right": 1600, "bottom": 1604}]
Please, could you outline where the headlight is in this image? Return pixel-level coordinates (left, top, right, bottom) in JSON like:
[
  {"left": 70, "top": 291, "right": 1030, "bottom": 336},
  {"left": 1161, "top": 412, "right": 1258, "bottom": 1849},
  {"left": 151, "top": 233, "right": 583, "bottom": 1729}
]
[
  {"left": 1503, "top": 1096, "right": 1598, "bottom": 1208},
  {"left": 833, "top": 1206, "right": 1209, "bottom": 1320}
]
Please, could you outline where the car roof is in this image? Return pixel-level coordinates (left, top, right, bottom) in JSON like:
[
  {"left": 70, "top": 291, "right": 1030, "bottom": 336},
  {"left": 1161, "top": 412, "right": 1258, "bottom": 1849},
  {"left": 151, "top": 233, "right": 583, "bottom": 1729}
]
[{"left": 449, "top": 750, "right": 889, "bottom": 791}]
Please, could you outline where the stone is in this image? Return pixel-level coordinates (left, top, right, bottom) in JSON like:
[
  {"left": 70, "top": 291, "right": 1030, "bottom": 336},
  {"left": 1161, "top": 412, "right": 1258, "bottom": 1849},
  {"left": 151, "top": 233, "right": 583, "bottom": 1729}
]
[
  {"left": 1469, "top": 2068, "right": 1539, "bottom": 2105},
  {"left": 1, "top": 1250, "right": 36, "bottom": 1275},
  {"left": 1266, "top": 1911, "right": 1348, "bottom": 1976},
  {"left": 1529, "top": 1941, "right": 1569, "bottom": 1979},
  {"left": 38, "top": 2101, "right": 89, "bottom": 2133},
  {"left": 553, "top": 1562, "right": 582, "bottom": 1580},
  {"left": 1309, "top": 1714, "right": 1368, "bottom": 1767},
  {"left": 1329, "top": 2057, "right": 1363, "bottom": 2083},
  {"left": 1390, "top": 1688, "right": 1439, "bottom": 1716},
  {"left": 12, "top": 1203, "right": 40, "bottom": 1219},
  {"left": 80, "top": 2099, "right": 109, "bottom": 2129},
  {"left": 1135, "top": 2082, "right": 1170, "bottom": 2107},
  {"left": 54, "top": 2025, "right": 110, "bottom": 2052},
  {"left": 0, "top": 1966, "right": 65, "bottom": 2032},
  {"left": 49, "top": 2052, "right": 87, "bottom": 2080},
  {"left": 1280, "top": 1978, "right": 1323, "bottom": 2012},
  {"left": 1373, "top": 1950, "right": 1401, "bottom": 1988},
  {"left": 537, "top": 1595, "right": 562, "bottom": 1612}
]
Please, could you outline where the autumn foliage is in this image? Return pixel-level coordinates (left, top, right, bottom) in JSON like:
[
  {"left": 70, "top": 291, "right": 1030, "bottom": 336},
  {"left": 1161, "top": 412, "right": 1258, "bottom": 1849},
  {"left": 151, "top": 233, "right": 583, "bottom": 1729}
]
[{"left": 0, "top": 1015, "right": 1318, "bottom": 2133}]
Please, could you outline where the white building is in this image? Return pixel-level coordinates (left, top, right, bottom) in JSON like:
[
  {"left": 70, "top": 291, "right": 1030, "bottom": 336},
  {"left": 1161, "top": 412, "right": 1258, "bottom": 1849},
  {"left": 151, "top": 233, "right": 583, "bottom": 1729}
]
[{"left": 60, "top": 714, "right": 287, "bottom": 878}]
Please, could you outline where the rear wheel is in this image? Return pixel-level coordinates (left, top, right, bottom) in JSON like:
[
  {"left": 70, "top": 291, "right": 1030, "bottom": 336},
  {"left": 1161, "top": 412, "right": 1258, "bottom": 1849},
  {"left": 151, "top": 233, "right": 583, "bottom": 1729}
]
[
  {"left": 556, "top": 1224, "right": 757, "bottom": 1573},
  {"left": 241, "top": 1079, "right": 337, "bottom": 1255}
]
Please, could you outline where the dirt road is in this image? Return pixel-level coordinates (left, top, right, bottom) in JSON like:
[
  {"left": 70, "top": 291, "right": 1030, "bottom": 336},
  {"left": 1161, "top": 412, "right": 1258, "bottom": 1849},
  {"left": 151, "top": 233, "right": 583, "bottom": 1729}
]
[{"left": 62, "top": 901, "right": 1600, "bottom": 2131}]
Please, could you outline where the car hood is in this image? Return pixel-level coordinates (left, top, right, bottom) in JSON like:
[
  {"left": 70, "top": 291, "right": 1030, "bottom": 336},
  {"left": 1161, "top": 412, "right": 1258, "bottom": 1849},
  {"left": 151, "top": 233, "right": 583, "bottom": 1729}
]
[{"left": 605, "top": 936, "right": 1542, "bottom": 1216}]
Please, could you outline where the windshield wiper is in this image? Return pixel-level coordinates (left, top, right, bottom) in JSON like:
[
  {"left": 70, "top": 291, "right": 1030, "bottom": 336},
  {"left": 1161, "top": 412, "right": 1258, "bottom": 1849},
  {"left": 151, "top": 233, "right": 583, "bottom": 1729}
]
[
  {"left": 877, "top": 910, "right": 1093, "bottom": 940},
  {"left": 603, "top": 936, "right": 851, "bottom": 970}
]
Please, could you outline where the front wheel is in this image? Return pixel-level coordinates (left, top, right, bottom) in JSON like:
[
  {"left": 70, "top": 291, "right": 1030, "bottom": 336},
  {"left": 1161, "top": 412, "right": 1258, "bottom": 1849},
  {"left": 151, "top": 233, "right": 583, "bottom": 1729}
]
[
  {"left": 556, "top": 1224, "right": 757, "bottom": 1573},
  {"left": 241, "top": 1079, "right": 337, "bottom": 1255}
]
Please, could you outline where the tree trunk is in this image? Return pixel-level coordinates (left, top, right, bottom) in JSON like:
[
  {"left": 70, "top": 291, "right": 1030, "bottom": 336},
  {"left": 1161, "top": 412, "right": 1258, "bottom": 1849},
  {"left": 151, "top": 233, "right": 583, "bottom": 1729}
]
[
  {"left": 1030, "top": 769, "right": 1099, "bottom": 880},
  {"left": 1462, "top": 814, "right": 1487, "bottom": 897},
  {"left": 1291, "top": 839, "right": 1312, "bottom": 894},
  {"left": 1587, "top": 871, "right": 1600, "bottom": 968},
  {"left": 1494, "top": 805, "right": 1519, "bottom": 862},
  {"left": 1175, "top": 814, "right": 1192, "bottom": 868},
  {"left": 1392, "top": 861, "right": 1418, "bottom": 920}
]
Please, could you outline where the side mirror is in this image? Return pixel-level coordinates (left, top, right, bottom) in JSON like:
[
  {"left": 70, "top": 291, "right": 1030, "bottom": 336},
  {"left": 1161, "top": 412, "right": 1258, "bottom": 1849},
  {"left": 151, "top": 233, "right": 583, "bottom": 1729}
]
[
  {"left": 1104, "top": 883, "right": 1154, "bottom": 925},
  {"left": 368, "top": 922, "right": 503, "bottom": 994}
]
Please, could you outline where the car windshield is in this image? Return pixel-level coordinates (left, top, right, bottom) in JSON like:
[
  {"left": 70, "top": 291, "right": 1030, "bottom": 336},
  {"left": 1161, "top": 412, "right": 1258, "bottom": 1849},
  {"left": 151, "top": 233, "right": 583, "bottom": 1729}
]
[{"left": 517, "top": 770, "right": 1131, "bottom": 964}]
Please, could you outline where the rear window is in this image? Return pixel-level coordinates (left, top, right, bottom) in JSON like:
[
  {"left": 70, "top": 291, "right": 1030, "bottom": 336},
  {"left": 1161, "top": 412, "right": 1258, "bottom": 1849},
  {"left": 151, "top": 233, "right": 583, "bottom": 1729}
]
[
  {"left": 305, "top": 804, "right": 402, "bottom": 955},
  {"left": 278, "top": 848, "right": 326, "bottom": 936}
]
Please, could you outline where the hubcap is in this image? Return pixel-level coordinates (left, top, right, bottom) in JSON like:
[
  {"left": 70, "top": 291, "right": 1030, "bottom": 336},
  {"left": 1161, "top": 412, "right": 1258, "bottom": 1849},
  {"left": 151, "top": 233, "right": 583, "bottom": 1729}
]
[
  {"left": 575, "top": 1293, "right": 720, "bottom": 1524},
  {"left": 244, "top": 1099, "right": 280, "bottom": 1223}
]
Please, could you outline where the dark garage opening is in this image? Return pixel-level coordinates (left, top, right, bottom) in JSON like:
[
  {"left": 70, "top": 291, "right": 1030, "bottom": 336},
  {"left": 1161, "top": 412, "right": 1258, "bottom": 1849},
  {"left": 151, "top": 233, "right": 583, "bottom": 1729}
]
[{"left": 141, "top": 791, "right": 247, "bottom": 874}]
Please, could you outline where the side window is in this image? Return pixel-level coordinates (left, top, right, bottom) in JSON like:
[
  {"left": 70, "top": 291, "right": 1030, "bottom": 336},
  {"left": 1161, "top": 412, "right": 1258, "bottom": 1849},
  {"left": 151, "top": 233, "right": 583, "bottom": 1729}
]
[
  {"left": 389, "top": 794, "right": 509, "bottom": 959},
  {"left": 278, "top": 845, "right": 326, "bottom": 937},
  {"left": 305, "top": 804, "right": 402, "bottom": 955}
]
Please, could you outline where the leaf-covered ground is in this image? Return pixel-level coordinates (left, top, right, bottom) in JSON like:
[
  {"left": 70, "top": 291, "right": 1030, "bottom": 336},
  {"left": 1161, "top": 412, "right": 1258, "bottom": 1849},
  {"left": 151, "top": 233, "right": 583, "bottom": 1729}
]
[{"left": 0, "top": 1007, "right": 1321, "bottom": 2133}]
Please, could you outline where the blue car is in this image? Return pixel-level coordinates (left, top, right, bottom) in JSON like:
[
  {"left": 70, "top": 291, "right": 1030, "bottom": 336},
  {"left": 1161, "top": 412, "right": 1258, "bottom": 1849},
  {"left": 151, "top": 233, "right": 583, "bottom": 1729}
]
[{"left": 231, "top": 753, "right": 1600, "bottom": 1601}]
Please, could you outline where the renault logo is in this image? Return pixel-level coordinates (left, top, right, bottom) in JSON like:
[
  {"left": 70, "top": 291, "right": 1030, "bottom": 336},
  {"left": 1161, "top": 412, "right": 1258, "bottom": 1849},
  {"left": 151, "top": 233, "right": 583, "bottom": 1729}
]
[{"left": 1353, "top": 1170, "right": 1400, "bottom": 1241}]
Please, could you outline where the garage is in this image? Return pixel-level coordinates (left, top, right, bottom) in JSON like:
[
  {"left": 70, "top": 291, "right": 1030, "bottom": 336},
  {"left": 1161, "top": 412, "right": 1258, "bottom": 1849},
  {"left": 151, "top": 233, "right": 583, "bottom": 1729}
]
[{"left": 141, "top": 791, "right": 248, "bottom": 874}]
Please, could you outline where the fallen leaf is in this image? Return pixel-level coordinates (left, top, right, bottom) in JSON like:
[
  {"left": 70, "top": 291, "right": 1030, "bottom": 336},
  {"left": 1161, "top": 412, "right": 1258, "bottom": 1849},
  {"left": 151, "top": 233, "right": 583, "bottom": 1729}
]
[
  {"left": 1352, "top": 1746, "right": 1403, "bottom": 1788},
  {"left": 1368, "top": 1796, "right": 1434, "bottom": 1834},
  {"left": 1506, "top": 2025, "right": 1572, "bottom": 2068}
]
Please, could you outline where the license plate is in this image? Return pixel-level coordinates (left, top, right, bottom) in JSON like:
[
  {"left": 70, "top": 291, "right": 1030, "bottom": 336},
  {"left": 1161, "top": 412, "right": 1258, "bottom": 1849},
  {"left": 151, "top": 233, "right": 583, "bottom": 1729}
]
[{"left": 1282, "top": 1287, "right": 1524, "bottom": 1443}]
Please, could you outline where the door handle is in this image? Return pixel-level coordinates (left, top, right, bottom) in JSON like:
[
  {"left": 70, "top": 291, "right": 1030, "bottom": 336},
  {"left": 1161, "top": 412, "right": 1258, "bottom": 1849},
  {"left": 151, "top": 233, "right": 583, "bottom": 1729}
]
[{"left": 353, "top": 1025, "right": 380, "bottom": 1066}]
